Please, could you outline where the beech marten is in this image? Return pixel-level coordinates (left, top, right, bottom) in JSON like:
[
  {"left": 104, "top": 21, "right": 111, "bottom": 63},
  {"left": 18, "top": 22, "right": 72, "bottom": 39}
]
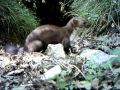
[
  {"left": 24, "top": 17, "right": 90, "bottom": 53},
  {"left": 4, "top": 16, "right": 90, "bottom": 54}
]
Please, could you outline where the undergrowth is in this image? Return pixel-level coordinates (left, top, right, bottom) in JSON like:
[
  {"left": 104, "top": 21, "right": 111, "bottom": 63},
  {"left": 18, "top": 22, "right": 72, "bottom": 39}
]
[
  {"left": 0, "top": 0, "right": 38, "bottom": 43},
  {"left": 71, "top": 0, "right": 120, "bottom": 36}
]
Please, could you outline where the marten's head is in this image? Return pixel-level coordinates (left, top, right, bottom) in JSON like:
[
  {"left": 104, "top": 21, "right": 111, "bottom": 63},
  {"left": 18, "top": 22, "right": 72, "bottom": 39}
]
[{"left": 72, "top": 17, "right": 91, "bottom": 28}]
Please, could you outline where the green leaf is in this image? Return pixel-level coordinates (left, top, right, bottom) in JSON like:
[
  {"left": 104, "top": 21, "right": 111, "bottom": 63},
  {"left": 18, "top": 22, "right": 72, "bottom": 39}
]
[
  {"left": 85, "top": 74, "right": 95, "bottom": 81},
  {"left": 55, "top": 81, "right": 68, "bottom": 89}
]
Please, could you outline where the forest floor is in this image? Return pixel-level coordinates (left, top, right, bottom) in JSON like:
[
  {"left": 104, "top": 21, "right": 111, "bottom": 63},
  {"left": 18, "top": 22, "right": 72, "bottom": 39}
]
[{"left": 0, "top": 33, "right": 120, "bottom": 90}]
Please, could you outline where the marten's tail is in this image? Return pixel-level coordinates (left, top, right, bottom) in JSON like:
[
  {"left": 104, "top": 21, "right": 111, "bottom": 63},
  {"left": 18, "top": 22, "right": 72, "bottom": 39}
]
[{"left": 3, "top": 44, "right": 24, "bottom": 55}]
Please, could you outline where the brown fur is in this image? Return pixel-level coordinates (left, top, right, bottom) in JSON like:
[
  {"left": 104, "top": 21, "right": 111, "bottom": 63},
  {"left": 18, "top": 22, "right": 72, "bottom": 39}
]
[{"left": 24, "top": 17, "right": 90, "bottom": 53}]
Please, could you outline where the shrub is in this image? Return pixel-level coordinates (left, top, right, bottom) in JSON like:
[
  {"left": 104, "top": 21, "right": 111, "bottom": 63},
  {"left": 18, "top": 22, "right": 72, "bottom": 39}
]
[
  {"left": 0, "top": 0, "right": 38, "bottom": 43},
  {"left": 71, "top": 0, "right": 120, "bottom": 36}
]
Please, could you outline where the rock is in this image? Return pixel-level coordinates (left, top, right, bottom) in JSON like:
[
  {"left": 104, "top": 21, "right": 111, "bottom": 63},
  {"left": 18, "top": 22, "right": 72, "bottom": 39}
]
[
  {"left": 80, "top": 49, "right": 118, "bottom": 64},
  {"left": 97, "top": 45, "right": 111, "bottom": 53},
  {"left": 46, "top": 44, "right": 66, "bottom": 59},
  {"left": 109, "top": 47, "right": 120, "bottom": 57},
  {"left": 73, "top": 81, "right": 91, "bottom": 90},
  {"left": 0, "top": 56, "right": 11, "bottom": 68},
  {"left": 41, "top": 65, "right": 62, "bottom": 80},
  {"left": 91, "top": 78, "right": 99, "bottom": 90}
]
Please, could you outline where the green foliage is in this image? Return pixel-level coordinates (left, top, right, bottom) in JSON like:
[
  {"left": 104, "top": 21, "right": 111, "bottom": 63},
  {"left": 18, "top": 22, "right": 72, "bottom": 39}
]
[
  {"left": 84, "top": 60, "right": 110, "bottom": 81},
  {"left": 71, "top": 0, "right": 120, "bottom": 35},
  {"left": 85, "top": 58, "right": 120, "bottom": 81},
  {"left": 109, "top": 47, "right": 120, "bottom": 57},
  {"left": 55, "top": 81, "right": 68, "bottom": 89},
  {"left": 0, "top": 0, "right": 38, "bottom": 43},
  {"left": 71, "top": 0, "right": 111, "bottom": 21}
]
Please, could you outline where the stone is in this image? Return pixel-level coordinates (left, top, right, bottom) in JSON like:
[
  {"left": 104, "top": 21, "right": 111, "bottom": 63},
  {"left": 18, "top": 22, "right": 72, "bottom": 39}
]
[
  {"left": 80, "top": 49, "right": 118, "bottom": 64},
  {"left": 46, "top": 44, "right": 66, "bottom": 59},
  {"left": 41, "top": 65, "right": 62, "bottom": 80}
]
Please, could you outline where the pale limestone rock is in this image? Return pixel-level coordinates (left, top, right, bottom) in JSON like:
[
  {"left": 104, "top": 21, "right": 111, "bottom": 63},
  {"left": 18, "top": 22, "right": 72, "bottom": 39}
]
[
  {"left": 47, "top": 44, "right": 66, "bottom": 59},
  {"left": 41, "top": 65, "right": 62, "bottom": 80},
  {"left": 80, "top": 49, "right": 118, "bottom": 64},
  {"left": 0, "top": 56, "right": 11, "bottom": 67}
]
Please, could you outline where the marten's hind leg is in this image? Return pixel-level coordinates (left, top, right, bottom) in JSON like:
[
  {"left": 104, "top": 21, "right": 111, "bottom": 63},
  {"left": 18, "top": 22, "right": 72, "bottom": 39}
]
[
  {"left": 24, "top": 40, "right": 43, "bottom": 52},
  {"left": 40, "top": 42, "right": 48, "bottom": 53}
]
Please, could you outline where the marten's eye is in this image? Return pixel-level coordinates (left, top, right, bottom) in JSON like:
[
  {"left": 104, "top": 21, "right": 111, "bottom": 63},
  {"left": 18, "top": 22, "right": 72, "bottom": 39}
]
[{"left": 83, "top": 21, "right": 86, "bottom": 25}]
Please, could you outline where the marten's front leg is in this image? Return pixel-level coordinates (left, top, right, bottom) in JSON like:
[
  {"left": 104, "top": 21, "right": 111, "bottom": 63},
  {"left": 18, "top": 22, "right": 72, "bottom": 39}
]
[{"left": 62, "top": 37, "right": 71, "bottom": 54}]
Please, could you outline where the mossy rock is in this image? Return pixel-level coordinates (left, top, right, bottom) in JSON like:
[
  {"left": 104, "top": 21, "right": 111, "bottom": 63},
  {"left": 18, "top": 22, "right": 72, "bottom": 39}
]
[{"left": 109, "top": 47, "right": 120, "bottom": 58}]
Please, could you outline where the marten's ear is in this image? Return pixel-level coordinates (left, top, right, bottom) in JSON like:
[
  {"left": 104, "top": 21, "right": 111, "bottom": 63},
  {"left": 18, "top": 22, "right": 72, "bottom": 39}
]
[{"left": 73, "top": 19, "right": 78, "bottom": 25}]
